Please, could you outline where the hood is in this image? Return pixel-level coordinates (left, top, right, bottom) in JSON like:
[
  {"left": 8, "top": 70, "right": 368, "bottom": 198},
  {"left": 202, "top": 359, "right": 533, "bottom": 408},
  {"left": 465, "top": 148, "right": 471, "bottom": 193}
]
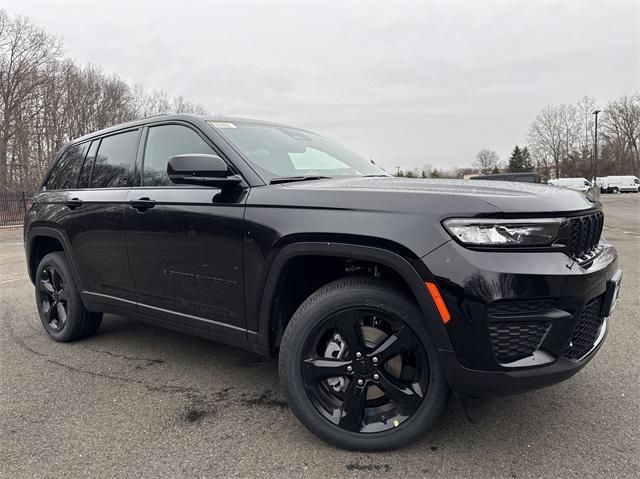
[{"left": 279, "top": 177, "right": 598, "bottom": 215}]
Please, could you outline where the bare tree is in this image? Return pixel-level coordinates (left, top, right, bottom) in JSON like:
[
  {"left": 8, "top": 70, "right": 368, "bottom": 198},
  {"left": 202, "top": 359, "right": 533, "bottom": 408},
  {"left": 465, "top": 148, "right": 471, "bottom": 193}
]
[
  {"left": 528, "top": 145, "right": 552, "bottom": 180},
  {"left": 528, "top": 95, "right": 639, "bottom": 179},
  {"left": 0, "top": 12, "right": 62, "bottom": 185},
  {"left": 528, "top": 105, "right": 564, "bottom": 178},
  {"left": 558, "top": 103, "right": 579, "bottom": 175},
  {"left": 0, "top": 9, "right": 209, "bottom": 190},
  {"left": 473, "top": 149, "right": 499, "bottom": 174},
  {"left": 603, "top": 95, "right": 640, "bottom": 175},
  {"left": 576, "top": 95, "right": 596, "bottom": 174}
]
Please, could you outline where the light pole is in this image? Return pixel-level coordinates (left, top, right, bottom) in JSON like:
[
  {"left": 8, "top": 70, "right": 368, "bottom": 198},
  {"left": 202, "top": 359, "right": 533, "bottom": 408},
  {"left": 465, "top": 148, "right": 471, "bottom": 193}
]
[{"left": 592, "top": 109, "right": 601, "bottom": 183}]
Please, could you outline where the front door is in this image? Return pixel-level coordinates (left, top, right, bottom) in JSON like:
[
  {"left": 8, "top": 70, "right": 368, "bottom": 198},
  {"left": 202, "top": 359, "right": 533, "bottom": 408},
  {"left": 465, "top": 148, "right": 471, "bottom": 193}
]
[{"left": 123, "top": 122, "right": 247, "bottom": 336}]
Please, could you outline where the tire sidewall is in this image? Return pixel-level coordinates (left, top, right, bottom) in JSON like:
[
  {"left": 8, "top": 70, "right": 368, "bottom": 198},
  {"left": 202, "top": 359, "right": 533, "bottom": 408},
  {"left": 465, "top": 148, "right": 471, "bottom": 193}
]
[
  {"left": 35, "top": 252, "right": 83, "bottom": 342},
  {"left": 279, "top": 279, "right": 449, "bottom": 451}
]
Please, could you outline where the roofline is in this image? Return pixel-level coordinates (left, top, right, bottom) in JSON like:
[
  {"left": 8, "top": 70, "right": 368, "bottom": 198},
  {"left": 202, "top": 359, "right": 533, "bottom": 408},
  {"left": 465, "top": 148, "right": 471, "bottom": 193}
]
[{"left": 67, "top": 114, "right": 304, "bottom": 146}]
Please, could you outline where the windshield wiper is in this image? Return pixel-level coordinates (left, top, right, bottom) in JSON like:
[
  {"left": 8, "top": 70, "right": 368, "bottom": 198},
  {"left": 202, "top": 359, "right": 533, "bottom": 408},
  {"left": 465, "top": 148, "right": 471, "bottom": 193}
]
[{"left": 269, "top": 175, "right": 332, "bottom": 185}]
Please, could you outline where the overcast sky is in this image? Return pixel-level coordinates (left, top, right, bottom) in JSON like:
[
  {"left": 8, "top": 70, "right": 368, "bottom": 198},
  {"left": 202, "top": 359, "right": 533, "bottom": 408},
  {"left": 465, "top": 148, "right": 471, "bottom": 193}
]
[{"left": 4, "top": 0, "right": 639, "bottom": 172}]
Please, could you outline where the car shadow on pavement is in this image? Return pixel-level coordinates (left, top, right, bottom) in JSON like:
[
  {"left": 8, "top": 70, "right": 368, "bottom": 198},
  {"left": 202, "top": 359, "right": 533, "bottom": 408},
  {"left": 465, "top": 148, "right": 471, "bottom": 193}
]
[{"left": 70, "top": 313, "right": 591, "bottom": 455}]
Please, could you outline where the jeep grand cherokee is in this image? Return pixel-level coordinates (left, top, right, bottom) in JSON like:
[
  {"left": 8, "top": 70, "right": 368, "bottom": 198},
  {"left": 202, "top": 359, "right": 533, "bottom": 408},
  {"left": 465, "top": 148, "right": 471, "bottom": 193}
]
[{"left": 24, "top": 115, "right": 622, "bottom": 451}]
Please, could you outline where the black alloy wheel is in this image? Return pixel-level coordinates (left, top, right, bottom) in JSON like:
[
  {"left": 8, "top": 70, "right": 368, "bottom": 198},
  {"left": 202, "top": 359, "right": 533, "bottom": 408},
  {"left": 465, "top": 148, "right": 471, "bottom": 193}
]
[
  {"left": 38, "top": 265, "right": 69, "bottom": 332},
  {"left": 279, "top": 277, "right": 449, "bottom": 451},
  {"left": 301, "top": 308, "right": 428, "bottom": 433},
  {"left": 35, "top": 252, "right": 102, "bottom": 342}
]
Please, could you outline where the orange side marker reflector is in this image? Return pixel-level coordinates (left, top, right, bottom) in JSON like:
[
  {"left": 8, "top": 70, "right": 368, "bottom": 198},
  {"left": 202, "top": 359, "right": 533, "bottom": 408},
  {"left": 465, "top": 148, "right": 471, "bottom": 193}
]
[{"left": 425, "top": 282, "right": 451, "bottom": 324}]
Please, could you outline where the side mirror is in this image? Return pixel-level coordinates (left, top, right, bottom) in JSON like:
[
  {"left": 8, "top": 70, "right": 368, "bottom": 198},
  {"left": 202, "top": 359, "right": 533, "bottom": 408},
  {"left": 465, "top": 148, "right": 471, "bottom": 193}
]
[{"left": 167, "top": 154, "right": 242, "bottom": 187}]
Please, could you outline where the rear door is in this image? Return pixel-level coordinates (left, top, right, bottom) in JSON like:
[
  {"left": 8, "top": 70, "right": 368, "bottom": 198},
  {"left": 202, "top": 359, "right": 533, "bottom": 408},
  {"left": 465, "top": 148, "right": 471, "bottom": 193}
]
[
  {"left": 64, "top": 129, "right": 141, "bottom": 309},
  {"left": 123, "top": 122, "right": 247, "bottom": 337}
]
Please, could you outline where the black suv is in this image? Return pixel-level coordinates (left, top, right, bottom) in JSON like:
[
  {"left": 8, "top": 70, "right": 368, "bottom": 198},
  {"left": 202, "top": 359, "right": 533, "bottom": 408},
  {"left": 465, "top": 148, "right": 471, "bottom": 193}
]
[{"left": 24, "top": 115, "right": 622, "bottom": 451}]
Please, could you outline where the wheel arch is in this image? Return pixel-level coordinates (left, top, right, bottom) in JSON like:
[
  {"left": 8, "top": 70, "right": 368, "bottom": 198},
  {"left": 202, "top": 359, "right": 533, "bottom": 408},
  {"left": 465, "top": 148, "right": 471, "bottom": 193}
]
[
  {"left": 26, "top": 227, "right": 84, "bottom": 291},
  {"left": 255, "top": 240, "right": 453, "bottom": 357}
]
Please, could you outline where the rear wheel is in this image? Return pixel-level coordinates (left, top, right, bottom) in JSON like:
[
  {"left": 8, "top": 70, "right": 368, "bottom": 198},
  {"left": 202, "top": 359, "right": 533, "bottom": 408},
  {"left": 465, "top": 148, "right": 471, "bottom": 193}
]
[
  {"left": 35, "top": 252, "right": 102, "bottom": 342},
  {"left": 279, "top": 277, "right": 449, "bottom": 451}
]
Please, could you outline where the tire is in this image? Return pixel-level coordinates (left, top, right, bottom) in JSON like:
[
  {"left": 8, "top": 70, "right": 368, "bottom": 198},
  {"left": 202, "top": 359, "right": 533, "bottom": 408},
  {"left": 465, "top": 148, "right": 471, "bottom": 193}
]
[
  {"left": 612, "top": 187, "right": 619, "bottom": 194},
  {"left": 279, "top": 277, "right": 449, "bottom": 451},
  {"left": 35, "top": 252, "right": 102, "bottom": 342}
]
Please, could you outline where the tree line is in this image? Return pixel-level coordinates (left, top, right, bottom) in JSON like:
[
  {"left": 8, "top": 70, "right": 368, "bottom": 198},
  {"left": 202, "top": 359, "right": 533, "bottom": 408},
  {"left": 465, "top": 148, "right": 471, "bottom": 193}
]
[
  {"left": 0, "top": 9, "right": 207, "bottom": 191},
  {"left": 2, "top": 9, "right": 638, "bottom": 188},
  {"left": 396, "top": 145, "right": 533, "bottom": 180},
  {"left": 397, "top": 94, "right": 639, "bottom": 180},
  {"left": 528, "top": 95, "right": 639, "bottom": 179}
]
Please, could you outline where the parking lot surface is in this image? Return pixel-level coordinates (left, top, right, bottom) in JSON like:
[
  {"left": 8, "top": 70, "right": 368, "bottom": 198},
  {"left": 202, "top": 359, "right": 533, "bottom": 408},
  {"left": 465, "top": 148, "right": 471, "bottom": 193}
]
[{"left": 1, "top": 194, "right": 639, "bottom": 478}]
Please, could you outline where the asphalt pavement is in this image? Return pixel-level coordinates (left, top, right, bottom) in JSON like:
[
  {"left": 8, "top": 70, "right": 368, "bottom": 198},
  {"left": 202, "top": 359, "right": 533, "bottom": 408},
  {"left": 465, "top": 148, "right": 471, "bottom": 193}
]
[{"left": 1, "top": 194, "right": 639, "bottom": 478}]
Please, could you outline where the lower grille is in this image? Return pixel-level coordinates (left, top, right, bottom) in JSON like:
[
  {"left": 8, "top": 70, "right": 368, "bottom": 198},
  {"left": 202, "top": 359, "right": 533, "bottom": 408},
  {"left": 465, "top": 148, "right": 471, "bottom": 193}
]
[
  {"left": 563, "top": 296, "right": 605, "bottom": 360},
  {"left": 488, "top": 300, "right": 555, "bottom": 316},
  {"left": 488, "top": 321, "right": 550, "bottom": 364}
]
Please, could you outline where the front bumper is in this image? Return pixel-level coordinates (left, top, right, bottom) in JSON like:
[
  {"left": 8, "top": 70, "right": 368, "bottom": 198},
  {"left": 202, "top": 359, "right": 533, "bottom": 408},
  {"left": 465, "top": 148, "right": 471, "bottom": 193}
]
[
  {"left": 440, "top": 319, "right": 607, "bottom": 397},
  {"left": 421, "top": 239, "right": 619, "bottom": 398}
]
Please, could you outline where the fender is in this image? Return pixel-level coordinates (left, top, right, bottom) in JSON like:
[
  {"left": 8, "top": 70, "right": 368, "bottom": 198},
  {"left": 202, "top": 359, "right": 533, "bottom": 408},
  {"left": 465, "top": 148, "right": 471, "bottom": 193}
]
[
  {"left": 252, "top": 241, "right": 455, "bottom": 355},
  {"left": 25, "top": 226, "right": 85, "bottom": 292}
]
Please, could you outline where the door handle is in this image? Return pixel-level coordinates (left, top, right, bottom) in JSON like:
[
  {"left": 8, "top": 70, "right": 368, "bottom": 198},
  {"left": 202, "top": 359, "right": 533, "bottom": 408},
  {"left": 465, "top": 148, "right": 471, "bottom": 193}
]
[
  {"left": 129, "top": 197, "right": 156, "bottom": 211},
  {"left": 65, "top": 198, "right": 83, "bottom": 210}
]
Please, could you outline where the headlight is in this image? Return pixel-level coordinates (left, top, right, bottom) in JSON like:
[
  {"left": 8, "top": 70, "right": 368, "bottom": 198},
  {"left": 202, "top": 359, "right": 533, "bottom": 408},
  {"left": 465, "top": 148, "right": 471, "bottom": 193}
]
[{"left": 442, "top": 218, "right": 564, "bottom": 246}]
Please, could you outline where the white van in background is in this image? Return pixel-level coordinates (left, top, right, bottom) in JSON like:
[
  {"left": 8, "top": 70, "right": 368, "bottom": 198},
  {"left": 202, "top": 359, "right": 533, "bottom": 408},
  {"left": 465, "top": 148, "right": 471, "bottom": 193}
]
[
  {"left": 595, "top": 177, "right": 609, "bottom": 192},
  {"left": 548, "top": 177, "right": 591, "bottom": 192},
  {"left": 604, "top": 175, "right": 640, "bottom": 193}
]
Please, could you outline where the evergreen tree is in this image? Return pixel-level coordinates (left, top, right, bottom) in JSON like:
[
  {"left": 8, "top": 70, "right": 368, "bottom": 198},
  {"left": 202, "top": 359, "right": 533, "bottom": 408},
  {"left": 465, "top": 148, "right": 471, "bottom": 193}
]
[
  {"left": 521, "top": 146, "right": 533, "bottom": 170},
  {"left": 508, "top": 145, "right": 534, "bottom": 172}
]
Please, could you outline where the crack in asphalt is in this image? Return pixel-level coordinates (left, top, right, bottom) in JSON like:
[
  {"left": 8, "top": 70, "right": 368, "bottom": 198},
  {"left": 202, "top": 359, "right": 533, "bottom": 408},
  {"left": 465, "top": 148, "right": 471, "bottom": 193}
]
[
  {"left": 603, "top": 225, "right": 640, "bottom": 238},
  {"left": 5, "top": 316, "right": 288, "bottom": 420},
  {"left": 84, "top": 347, "right": 165, "bottom": 369}
]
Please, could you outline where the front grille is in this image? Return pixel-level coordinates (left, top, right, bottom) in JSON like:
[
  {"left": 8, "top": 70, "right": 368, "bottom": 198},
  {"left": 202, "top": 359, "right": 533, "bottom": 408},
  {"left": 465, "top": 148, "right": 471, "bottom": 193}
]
[
  {"left": 566, "top": 212, "right": 604, "bottom": 261},
  {"left": 563, "top": 296, "right": 605, "bottom": 360},
  {"left": 488, "top": 321, "right": 550, "bottom": 363},
  {"left": 488, "top": 300, "right": 555, "bottom": 316}
]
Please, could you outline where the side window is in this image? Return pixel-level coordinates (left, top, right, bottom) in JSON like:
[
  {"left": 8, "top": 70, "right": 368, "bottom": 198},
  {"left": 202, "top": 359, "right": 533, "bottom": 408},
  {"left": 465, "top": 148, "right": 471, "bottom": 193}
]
[
  {"left": 143, "top": 124, "right": 215, "bottom": 186},
  {"left": 46, "top": 143, "right": 88, "bottom": 190},
  {"left": 90, "top": 130, "right": 139, "bottom": 188},
  {"left": 78, "top": 140, "right": 99, "bottom": 188}
]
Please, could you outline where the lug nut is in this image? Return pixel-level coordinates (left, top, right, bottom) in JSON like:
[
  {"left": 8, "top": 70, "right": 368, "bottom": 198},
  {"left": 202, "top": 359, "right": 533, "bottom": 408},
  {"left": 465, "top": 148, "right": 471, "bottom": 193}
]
[
  {"left": 372, "top": 357, "right": 379, "bottom": 364},
  {"left": 356, "top": 379, "right": 364, "bottom": 386},
  {"left": 346, "top": 365, "right": 353, "bottom": 373},
  {"left": 355, "top": 352, "right": 362, "bottom": 359},
  {"left": 373, "top": 373, "right": 380, "bottom": 381}
]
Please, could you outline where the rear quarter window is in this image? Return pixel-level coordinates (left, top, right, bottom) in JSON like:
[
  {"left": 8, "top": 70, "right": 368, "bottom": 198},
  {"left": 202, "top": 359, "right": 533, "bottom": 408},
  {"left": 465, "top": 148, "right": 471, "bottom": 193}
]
[
  {"left": 45, "top": 143, "right": 89, "bottom": 190},
  {"left": 77, "top": 140, "right": 99, "bottom": 188}
]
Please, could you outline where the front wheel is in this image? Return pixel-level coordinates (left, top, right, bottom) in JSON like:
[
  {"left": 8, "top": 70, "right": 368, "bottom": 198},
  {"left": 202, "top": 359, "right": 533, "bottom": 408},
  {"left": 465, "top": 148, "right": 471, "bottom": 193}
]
[{"left": 279, "top": 277, "right": 449, "bottom": 451}]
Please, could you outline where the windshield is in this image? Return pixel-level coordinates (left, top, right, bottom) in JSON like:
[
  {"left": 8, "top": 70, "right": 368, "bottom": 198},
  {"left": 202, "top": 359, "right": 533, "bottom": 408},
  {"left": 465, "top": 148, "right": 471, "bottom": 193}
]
[{"left": 208, "top": 121, "right": 387, "bottom": 181}]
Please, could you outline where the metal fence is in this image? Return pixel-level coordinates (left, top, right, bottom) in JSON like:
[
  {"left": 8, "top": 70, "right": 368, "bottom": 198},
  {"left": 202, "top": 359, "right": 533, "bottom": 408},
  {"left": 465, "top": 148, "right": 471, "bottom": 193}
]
[{"left": 0, "top": 191, "right": 31, "bottom": 228}]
